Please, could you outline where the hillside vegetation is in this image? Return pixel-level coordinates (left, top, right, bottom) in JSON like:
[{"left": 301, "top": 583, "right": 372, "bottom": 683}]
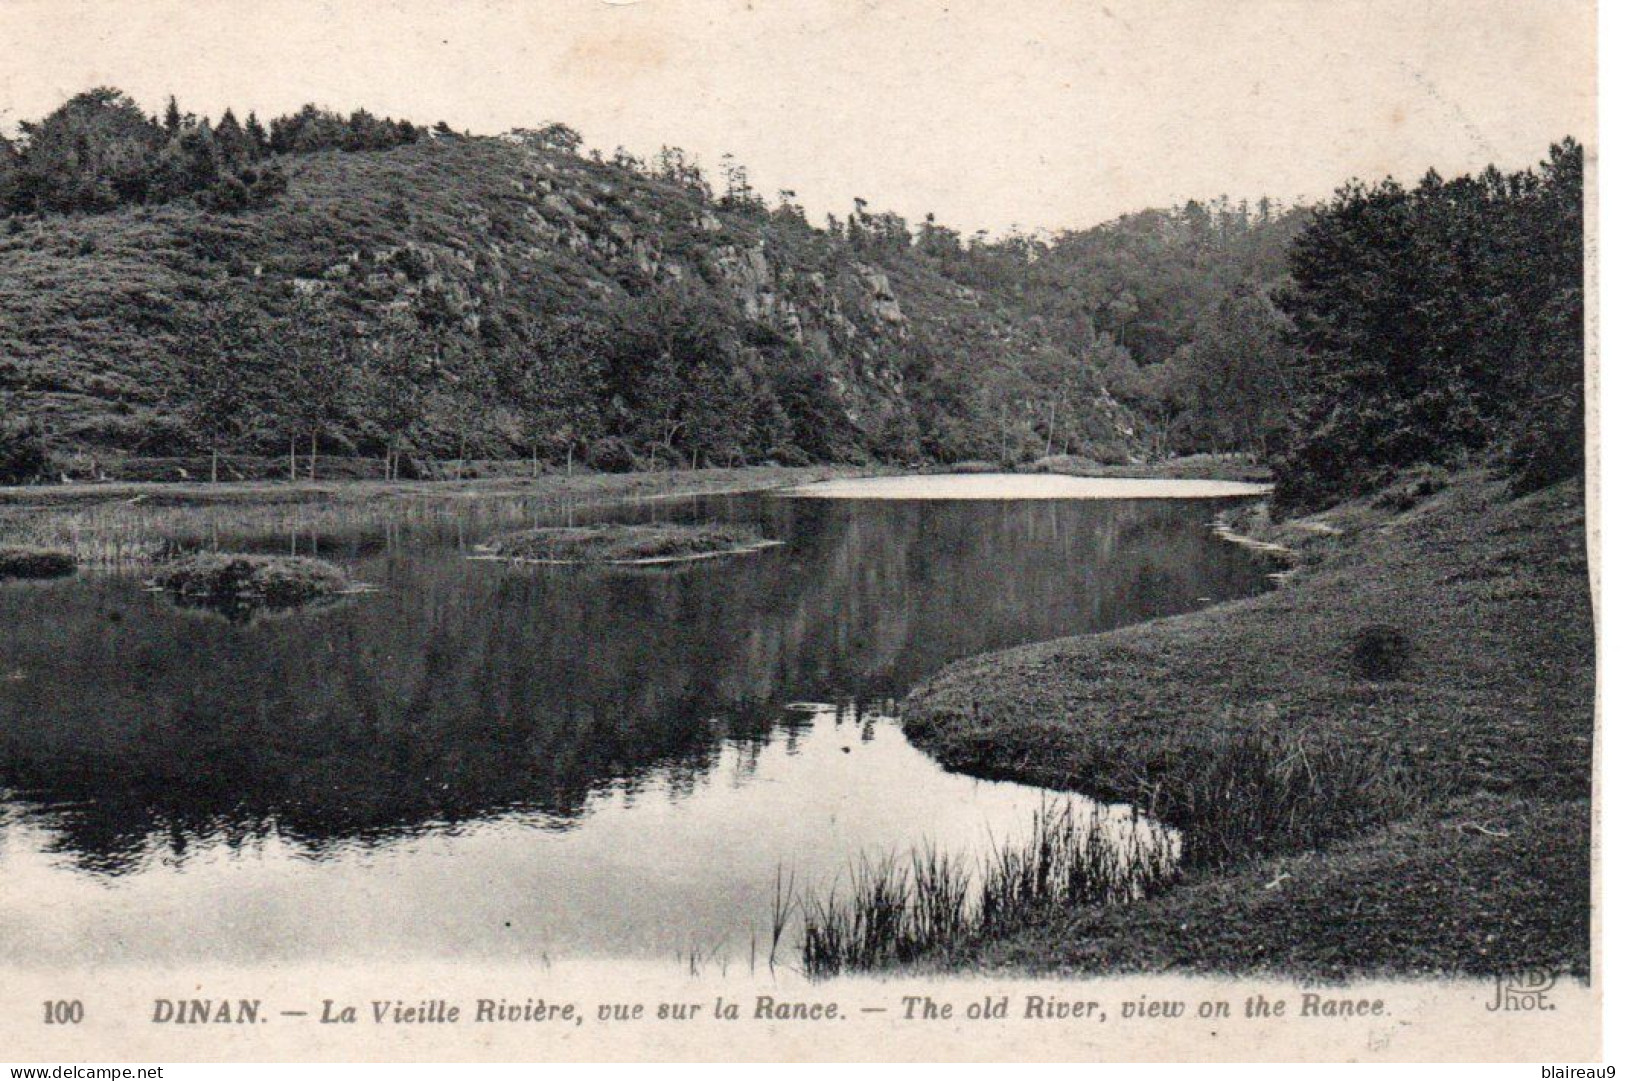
[
  {"left": 0, "top": 92, "right": 1151, "bottom": 478},
  {"left": 0, "top": 88, "right": 1325, "bottom": 483},
  {"left": 0, "top": 89, "right": 1585, "bottom": 515}
]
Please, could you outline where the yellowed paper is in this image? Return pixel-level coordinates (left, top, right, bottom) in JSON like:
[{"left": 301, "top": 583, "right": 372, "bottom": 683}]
[{"left": 0, "top": 0, "right": 1599, "bottom": 1064}]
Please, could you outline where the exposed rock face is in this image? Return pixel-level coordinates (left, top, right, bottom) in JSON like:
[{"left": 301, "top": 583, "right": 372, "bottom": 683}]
[
  {"left": 351, "top": 143, "right": 927, "bottom": 433},
  {"left": 629, "top": 237, "right": 661, "bottom": 277},
  {"left": 363, "top": 142, "right": 937, "bottom": 426},
  {"left": 710, "top": 244, "right": 774, "bottom": 318},
  {"left": 855, "top": 264, "right": 906, "bottom": 325}
]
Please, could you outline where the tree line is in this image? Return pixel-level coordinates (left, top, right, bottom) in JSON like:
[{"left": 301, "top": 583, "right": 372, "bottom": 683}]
[
  {"left": 857, "top": 141, "right": 1584, "bottom": 506},
  {"left": 0, "top": 88, "right": 423, "bottom": 217},
  {"left": 165, "top": 279, "right": 855, "bottom": 482}
]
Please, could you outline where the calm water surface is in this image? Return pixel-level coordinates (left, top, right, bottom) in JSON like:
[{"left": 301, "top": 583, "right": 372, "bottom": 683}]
[{"left": 0, "top": 479, "right": 1269, "bottom": 968}]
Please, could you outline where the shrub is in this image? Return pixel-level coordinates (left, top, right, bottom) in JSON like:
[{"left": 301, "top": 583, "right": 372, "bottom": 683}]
[
  {"left": 585, "top": 437, "right": 637, "bottom": 473},
  {"left": 131, "top": 416, "right": 196, "bottom": 457},
  {"left": 1506, "top": 389, "right": 1585, "bottom": 496},
  {"left": 0, "top": 420, "right": 50, "bottom": 484},
  {"left": 768, "top": 444, "right": 811, "bottom": 467},
  {"left": 1373, "top": 464, "right": 1450, "bottom": 511},
  {"left": 199, "top": 175, "right": 250, "bottom": 213},
  {"left": 1348, "top": 623, "right": 1413, "bottom": 681},
  {"left": 1029, "top": 454, "right": 1101, "bottom": 475},
  {"left": 642, "top": 443, "right": 685, "bottom": 471},
  {"left": 1086, "top": 440, "right": 1133, "bottom": 467}
]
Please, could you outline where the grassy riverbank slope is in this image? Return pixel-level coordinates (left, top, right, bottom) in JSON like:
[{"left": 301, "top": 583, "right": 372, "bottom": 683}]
[{"left": 903, "top": 468, "right": 1593, "bottom": 978}]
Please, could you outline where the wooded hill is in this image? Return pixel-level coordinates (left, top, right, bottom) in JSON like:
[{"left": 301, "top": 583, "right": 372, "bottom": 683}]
[{"left": 0, "top": 89, "right": 1307, "bottom": 479}]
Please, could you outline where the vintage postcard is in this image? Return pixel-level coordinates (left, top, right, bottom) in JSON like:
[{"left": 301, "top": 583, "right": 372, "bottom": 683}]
[{"left": 0, "top": 0, "right": 1600, "bottom": 1065}]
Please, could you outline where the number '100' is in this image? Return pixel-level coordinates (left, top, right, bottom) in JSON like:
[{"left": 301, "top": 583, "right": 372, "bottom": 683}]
[{"left": 43, "top": 1000, "right": 83, "bottom": 1024}]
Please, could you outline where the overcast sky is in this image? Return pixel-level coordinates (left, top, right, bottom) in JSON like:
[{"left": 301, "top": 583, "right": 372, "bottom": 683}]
[{"left": 0, "top": 0, "right": 1595, "bottom": 234}]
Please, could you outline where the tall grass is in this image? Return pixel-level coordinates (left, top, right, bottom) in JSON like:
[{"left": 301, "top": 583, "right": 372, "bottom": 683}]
[
  {"left": 0, "top": 479, "right": 747, "bottom": 569},
  {"left": 798, "top": 801, "right": 1179, "bottom": 977},
  {"left": 1130, "top": 730, "right": 1426, "bottom": 870},
  {"left": 766, "top": 864, "right": 796, "bottom": 973}
]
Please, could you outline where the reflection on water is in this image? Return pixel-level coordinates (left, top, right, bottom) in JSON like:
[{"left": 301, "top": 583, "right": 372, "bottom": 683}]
[
  {"left": 0, "top": 707, "right": 1150, "bottom": 967},
  {"left": 0, "top": 489, "right": 1268, "bottom": 966}
]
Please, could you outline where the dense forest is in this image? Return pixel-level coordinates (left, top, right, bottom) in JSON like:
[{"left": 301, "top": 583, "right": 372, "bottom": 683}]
[
  {"left": 1269, "top": 139, "right": 1584, "bottom": 509},
  {"left": 0, "top": 89, "right": 1587, "bottom": 507},
  {"left": 919, "top": 198, "right": 1309, "bottom": 457}
]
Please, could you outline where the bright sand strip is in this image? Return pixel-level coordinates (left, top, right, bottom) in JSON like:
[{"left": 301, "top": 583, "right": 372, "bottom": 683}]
[{"left": 780, "top": 474, "right": 1271, "bottom": 500}]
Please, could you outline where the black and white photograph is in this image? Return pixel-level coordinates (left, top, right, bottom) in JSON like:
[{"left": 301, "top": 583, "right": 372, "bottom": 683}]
[{"left": 0, "top": 0, "right": 1601, "bottom": 1065}]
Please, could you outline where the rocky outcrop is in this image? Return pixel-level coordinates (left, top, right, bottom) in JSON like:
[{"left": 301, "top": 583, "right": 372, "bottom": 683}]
[{"left": 855, "top": 264, "right": 905, "bottom": 325}]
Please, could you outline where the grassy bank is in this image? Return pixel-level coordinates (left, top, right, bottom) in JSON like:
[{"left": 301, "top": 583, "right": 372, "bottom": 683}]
[{"left": 902, "top": 468, "right": 1592, "bottom": 978}]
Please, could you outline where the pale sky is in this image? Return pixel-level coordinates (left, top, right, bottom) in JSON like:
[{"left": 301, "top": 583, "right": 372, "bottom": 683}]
[{"left": 0, "top": 0, "right": 1595, "bottom": 234}]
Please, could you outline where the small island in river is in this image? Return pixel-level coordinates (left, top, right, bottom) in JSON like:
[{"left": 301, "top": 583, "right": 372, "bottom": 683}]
[
  {"left": 0, "top": 545, "right": 77, "bottom": 580},
  {"left": 150, "top": 552, "right": 360, "bottom": 613},
  {"left": 477, "top": 521, "right": 780, "bottom": 566}
]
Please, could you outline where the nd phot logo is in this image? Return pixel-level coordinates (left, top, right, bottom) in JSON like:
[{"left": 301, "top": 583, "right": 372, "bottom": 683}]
[{"left": 1486, "top": 967, "right": 1558, "bottom": 1012}]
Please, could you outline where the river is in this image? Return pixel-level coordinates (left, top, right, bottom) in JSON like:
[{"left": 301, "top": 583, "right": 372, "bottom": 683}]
[{"left": 0, "top": 476, "right": 1270, "bottom": 970}]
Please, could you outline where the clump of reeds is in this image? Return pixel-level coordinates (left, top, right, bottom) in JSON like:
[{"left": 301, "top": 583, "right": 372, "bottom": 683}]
[
  {"left": 1, "top": 503, "right": 192, "bottom": 566},
  {"left": 0, "top": 544, "right": 77, "bottom": 579},
  {"left": 1133, "top": 730, "right": 1424, "bottom": 869},
  {"left": 150, "top": 552, "right": 354, "bottom": 609},
  {"left": 798, "top": 802, "right": 1179, "bottom": 978},
  {"left": 481, "top": 521, "right": 770, "bottom": 564}
]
